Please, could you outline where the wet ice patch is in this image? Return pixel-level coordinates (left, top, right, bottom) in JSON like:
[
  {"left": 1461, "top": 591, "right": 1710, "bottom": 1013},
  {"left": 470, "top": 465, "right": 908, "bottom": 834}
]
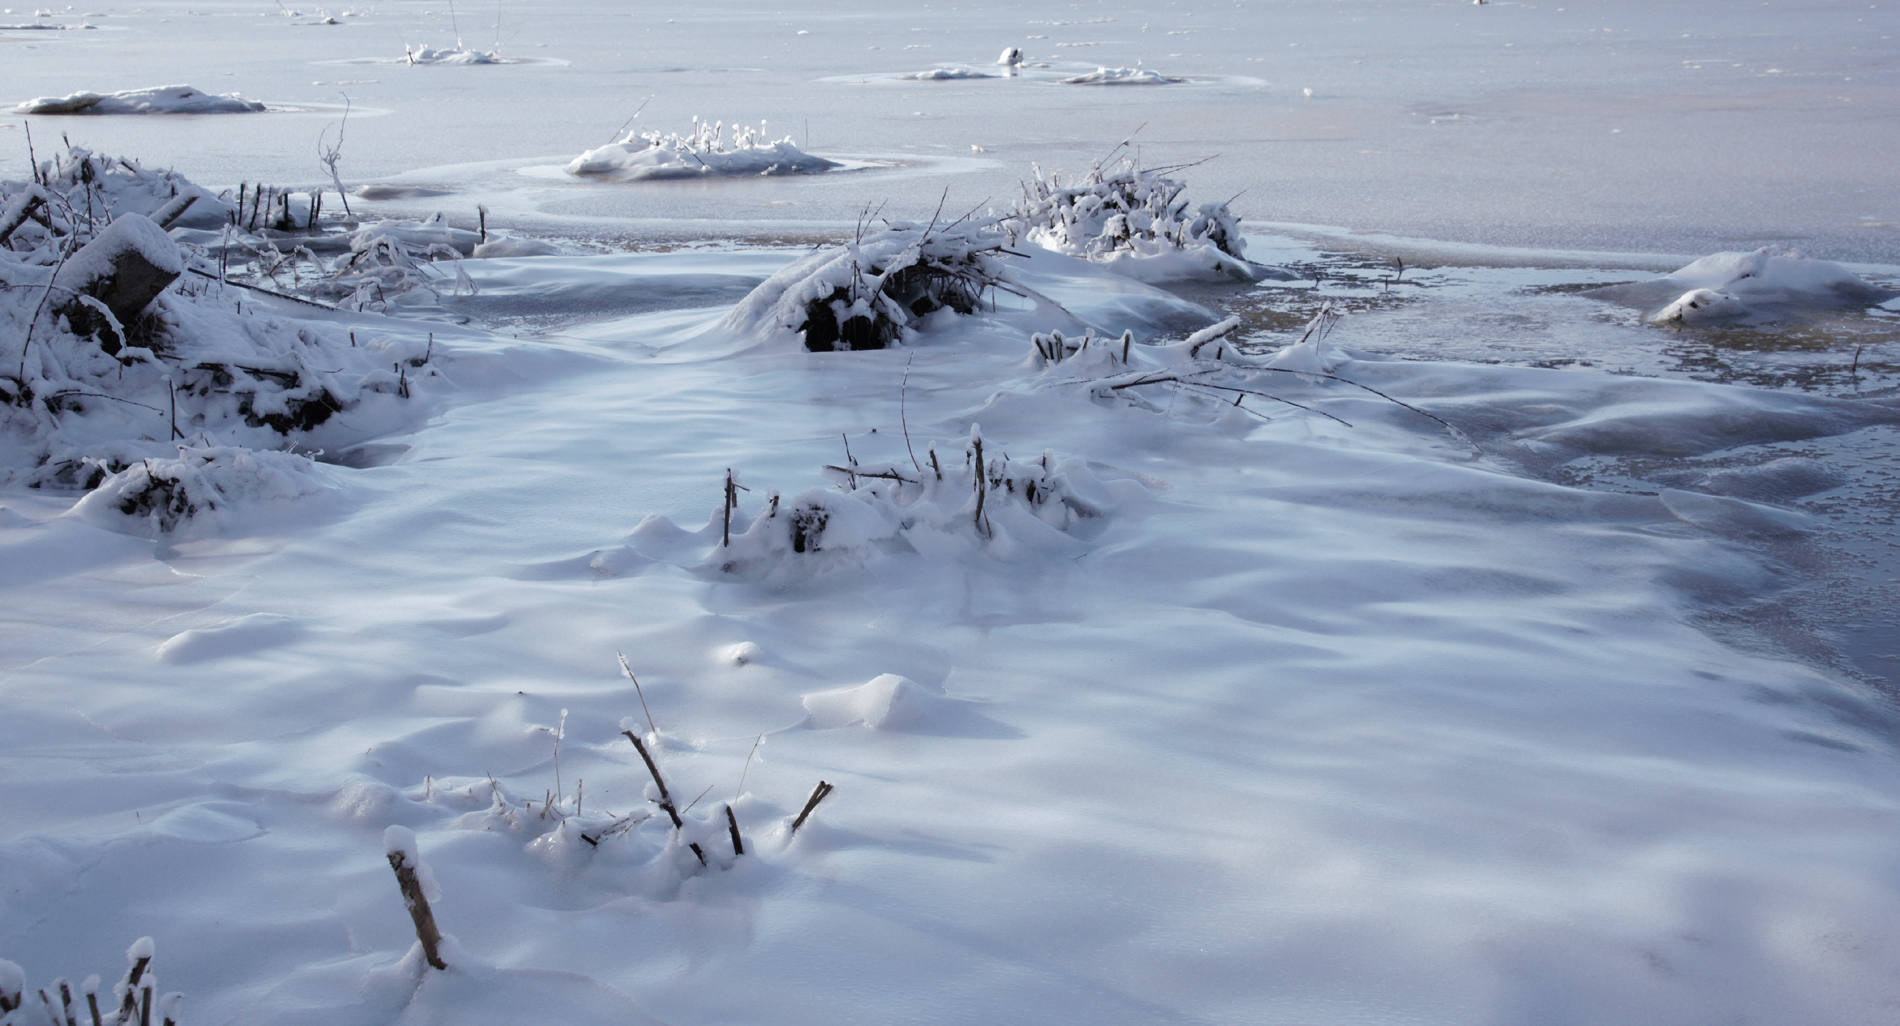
[
  {"left": 13, "top": 84, "right": 266, "bottom": 114},
  {"left": 156, "top": 613, "right": 305, "bottom": 664}
]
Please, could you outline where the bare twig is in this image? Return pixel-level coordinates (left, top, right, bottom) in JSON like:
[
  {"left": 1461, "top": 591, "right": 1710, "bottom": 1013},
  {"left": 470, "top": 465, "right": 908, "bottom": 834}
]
[
  {"left": 622, "top": 729, "right": 706, "bottom": 865},
  {"left": 725, "top": 805, "right": 745, "bottom": 855},
  {"left": 616, "top": 650, "right": 659, "bottom": 738},
  {"left": 790, "top": 780, "right": 833, "bottom": 834},
  {"left": 899, "top": 354, "right": 921, "bottom": 472},
  {"left": 385, "top": 846, "right": 447, "bottom": 970}
]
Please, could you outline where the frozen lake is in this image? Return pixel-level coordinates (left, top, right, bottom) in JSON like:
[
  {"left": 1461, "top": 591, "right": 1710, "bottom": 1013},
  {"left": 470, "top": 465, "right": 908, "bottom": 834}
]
[{"left": 3, "top": 2, "right": 1900, "bottom": 1025}]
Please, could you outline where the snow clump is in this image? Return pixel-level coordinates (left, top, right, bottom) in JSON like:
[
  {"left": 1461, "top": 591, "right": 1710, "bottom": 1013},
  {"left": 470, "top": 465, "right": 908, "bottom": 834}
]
[
  {"left": 566, "top": 117, "right": 838, "bottom": 181},
  {"left": 1003, "top": 157, "right": 1263, "bottom": 282},
  {"left": 13, "top": 84, "right": 266, "bottom": 115}
]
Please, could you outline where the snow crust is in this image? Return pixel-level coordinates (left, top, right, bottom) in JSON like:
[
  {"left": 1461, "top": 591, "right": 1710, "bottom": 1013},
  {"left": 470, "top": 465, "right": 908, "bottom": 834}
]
[{"left": 12, "top": 85, "right": 266, "bottom": 115}]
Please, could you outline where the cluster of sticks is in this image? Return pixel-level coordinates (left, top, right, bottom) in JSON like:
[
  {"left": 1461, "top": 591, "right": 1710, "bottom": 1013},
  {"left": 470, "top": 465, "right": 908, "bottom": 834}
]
[
  {"left": 231, "top": 183, "right": 328, "bottom": 234},
  {"left": 615, "top": 654, "right": 833, "bottom": 860},
  {"left": 0, "top": 939, "right": 181, "bottom": 1026}
]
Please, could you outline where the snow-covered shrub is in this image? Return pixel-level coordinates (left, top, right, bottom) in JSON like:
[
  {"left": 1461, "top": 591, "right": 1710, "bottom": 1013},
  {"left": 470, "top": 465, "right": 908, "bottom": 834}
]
[
  {"left": 2, "top": 144, "right": 234, "bottom": 239},
  {"left": 1025, "top": 309, "right": 1476, "bottom": 450},
  {"left": 306, "top": 216, "right": 480, "bottom": 311},
  {"left": 1, "top": 162, "right": 432, "bottom": 497},
  {"left": 12, "top": 83, "right": 266, "bottom": 115},
  {"left": 725, "top": 220, "right": 1011, "bottom": 350},
  {"left": 1002, "top": 158, "right": 1260, "bottom": 282},
  {"left": 712, "top": 425, "right": 1137, "bottom": 581},
  {"left": 72, "top": 445, "right": 336, "bottom": 533},
  {"left": 566, "top": 117, "right": 838, "bottom": 181},
  {"left": 0, "top": 937, "right": 185, "bottom": 1026}
]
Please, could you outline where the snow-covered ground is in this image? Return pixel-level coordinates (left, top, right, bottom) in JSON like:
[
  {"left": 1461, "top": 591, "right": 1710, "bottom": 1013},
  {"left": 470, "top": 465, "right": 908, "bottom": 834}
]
[{"left": 4, "top": 1, "right": 1900, "bottom": 1025}]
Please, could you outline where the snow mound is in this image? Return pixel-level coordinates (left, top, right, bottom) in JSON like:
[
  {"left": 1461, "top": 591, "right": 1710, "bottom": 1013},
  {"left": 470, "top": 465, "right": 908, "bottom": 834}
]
[
  {"left": 566, "top": 118, "right": 838, "bottom": 181},
  {"left": 1004, "top": 157, "right": 1264, "bottom": 282},
  {"left": 909, "top": 67, "right": 996, "bottom": 80},
  {"left": 404, "top": 44, "right": 507, "bottom": 64},
  {"left": 803, "top": 673, "right": 955, "bottom": 730},
  {"left": 1061, "top": 66, "right": 1181, "bottom": 85},
  {"left": 72, "top": 445, "right": 337, "bottom": 534},
  {"left": 725, "top": 220, "right": 1010, "bottom": 350},
  {"left": 1586, "top": 248, "right": 1894, "bottom": 324},
  {"left": 13, "top": 84, "right": 266, "bottom": 115},
  {"left": 156, "top": 612, "right": 305, "bottom": 664}
]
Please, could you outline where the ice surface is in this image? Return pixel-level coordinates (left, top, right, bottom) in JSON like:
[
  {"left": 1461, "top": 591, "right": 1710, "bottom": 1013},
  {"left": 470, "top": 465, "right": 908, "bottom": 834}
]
[{"left": 13, "top": 85, "right": 265, "bottom": 115}]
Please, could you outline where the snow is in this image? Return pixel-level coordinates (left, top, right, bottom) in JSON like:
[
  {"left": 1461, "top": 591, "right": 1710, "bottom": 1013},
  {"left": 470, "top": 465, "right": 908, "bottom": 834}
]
[
  {"left": 12, "top": 85, "right": 266, "bottom": 115},
  {"left": 4, "top": 1, "right": 1900, "bottom": 1024},
  {"left": 802, "top": 673, "right": 966, "bottom": 731},
  {"left": 566, "top": 119, "right": 838, "bottom": 181}
]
